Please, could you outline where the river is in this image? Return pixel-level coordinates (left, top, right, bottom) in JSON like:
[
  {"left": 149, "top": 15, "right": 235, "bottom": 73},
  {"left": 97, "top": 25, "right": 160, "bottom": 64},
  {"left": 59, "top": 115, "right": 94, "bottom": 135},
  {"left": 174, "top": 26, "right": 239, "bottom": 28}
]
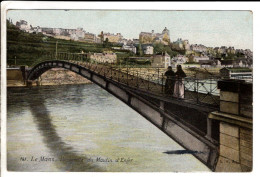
[{"left": 7, "top": 84, "right": 210, "bottom": 172}]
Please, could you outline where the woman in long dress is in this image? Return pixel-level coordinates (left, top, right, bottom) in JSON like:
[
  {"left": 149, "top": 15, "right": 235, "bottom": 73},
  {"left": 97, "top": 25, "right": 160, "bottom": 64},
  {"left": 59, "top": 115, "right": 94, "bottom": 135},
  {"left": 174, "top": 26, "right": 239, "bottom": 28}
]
[{"left": 173, "top": 65, "right": 187, "bottom": 98}]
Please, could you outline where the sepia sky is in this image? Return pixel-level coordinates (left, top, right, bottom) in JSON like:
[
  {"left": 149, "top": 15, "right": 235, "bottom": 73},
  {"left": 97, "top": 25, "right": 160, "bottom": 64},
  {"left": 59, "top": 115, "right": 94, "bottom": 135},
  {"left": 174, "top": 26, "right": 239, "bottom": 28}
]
[{"left": 7, "top": 10, "right": 253, "bottom": 50}]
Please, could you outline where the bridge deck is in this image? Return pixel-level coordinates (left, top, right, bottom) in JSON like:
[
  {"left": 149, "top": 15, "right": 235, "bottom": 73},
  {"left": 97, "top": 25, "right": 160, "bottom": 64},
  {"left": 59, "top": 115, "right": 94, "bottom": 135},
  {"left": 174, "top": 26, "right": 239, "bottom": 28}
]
[{"left": 70, "top": 60, "right": 220, "bottom": 107}]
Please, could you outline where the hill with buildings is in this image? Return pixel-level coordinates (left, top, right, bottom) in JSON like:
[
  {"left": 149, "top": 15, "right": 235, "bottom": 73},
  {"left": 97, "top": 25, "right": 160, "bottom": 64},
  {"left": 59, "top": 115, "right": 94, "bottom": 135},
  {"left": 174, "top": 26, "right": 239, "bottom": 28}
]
[{"left": 7, "top": 20, "right": 131, "bottom": 66}]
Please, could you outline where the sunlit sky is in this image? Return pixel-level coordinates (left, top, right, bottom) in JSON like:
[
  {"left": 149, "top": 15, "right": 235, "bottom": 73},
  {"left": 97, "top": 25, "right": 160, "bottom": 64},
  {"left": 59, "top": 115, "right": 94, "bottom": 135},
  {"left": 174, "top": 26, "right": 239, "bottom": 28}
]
[{"left": 7, "top": 10, "right": 253, "bottom": 50}]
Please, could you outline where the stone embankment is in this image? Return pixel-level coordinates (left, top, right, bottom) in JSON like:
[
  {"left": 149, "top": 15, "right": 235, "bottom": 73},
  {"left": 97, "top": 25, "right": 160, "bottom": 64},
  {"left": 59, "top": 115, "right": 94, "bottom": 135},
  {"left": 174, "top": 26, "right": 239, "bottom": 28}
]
[{"left": 7, "top": 68, "right": 92, "bottom": 87}]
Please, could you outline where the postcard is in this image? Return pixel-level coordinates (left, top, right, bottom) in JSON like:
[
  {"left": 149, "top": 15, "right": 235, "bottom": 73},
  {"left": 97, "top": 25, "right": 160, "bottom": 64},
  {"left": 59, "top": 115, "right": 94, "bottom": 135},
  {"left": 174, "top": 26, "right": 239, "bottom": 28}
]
[{"left": 1, "top": 1, "right": 254, "bottom": 175}]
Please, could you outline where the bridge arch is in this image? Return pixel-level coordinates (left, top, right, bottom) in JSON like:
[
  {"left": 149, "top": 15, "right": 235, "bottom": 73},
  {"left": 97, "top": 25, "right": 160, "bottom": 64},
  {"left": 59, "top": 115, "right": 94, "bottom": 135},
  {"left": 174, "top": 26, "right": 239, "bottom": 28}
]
[{"left": 27, "top": 60, "right": 219, "bottom": 171}]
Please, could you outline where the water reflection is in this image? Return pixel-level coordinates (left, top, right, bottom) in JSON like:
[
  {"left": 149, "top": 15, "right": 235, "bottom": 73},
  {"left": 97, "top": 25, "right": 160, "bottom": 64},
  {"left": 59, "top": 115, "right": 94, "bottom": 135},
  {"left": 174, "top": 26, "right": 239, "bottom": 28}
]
[
  {"left": 27, "top": 87, "right": 104, "bottom": 172},
  {"left": 8, "top": 84, "right": 210, "bottom": 172}
]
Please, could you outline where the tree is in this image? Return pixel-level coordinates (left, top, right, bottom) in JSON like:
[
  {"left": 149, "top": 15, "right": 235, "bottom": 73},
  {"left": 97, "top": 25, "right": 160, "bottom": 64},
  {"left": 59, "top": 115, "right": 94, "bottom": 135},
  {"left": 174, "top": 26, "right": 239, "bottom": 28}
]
[
  {"left": 138, "top": 43, "right": 143, "bottom": 56},
  {"left": 153, "top": 43, "right": 164, "bottom": 54},
  {"left": 103, "top": 38, "right": 112, "bottom": 48}
]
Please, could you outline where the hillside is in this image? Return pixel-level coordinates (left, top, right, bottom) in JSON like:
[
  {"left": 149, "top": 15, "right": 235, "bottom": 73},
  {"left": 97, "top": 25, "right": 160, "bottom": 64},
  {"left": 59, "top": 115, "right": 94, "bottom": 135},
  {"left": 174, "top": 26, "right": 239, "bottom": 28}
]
[{"left": 7, "top": 20, "right": 130, "bottom": 66}]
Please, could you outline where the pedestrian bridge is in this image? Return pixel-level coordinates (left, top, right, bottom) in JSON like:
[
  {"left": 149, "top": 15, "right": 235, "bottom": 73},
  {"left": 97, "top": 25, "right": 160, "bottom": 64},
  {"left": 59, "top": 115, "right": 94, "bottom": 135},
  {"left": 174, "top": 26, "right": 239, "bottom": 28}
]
[{"left": 25, "top": 53, "right": 221, "bottom": 171}]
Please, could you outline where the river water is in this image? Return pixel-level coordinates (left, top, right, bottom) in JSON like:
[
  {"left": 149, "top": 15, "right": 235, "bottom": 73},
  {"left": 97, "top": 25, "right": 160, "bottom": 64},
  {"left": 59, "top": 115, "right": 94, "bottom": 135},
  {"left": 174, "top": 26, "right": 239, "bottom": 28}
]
[{"left": 7, "top": 84, "right": 210, "bottom": 172}]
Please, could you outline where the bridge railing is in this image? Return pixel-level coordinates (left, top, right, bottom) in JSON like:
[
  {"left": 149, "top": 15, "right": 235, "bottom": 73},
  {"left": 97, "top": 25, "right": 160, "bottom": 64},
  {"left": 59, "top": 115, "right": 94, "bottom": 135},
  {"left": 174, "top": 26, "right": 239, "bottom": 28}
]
[
  {"left": 66, "top": 63, "right": 220, "bottom": 107},
  {"left": 116, "top": 68, "right": 220, "bottom": 106},
  {"left": 35, "top": 52, "right": 220, "bottom": 106}
]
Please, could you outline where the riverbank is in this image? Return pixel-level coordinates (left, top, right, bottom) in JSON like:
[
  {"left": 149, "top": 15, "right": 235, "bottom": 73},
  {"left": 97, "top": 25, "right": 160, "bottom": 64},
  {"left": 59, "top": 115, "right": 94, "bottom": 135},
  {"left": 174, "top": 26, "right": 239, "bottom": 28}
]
[
  {"left": 7, "top": 68, "right": 92, "bottom": 88},
  {"left": 7, "top": 66, "right": 220, "bottom": 88}
]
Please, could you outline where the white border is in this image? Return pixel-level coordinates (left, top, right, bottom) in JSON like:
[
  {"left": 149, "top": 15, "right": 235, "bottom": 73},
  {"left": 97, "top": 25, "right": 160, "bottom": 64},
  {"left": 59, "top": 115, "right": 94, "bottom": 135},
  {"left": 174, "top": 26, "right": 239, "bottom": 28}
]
[{"left": 1, "top": 1, "right": 260, "bottom": 177}]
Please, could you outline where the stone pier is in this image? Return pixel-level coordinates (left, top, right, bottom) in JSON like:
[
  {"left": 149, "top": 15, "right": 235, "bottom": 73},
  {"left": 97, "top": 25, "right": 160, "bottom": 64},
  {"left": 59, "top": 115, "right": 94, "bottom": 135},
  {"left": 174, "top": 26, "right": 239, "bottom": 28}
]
[
  {"left": 208, "top": 80, "right": 253, "bottom": 172},
  {"left": 26, "top": 79, "right": 41, "bottom": 87}
]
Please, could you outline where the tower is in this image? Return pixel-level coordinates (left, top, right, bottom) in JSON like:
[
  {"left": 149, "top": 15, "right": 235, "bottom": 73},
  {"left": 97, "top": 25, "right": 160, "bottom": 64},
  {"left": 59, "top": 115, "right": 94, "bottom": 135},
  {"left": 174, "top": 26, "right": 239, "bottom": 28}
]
[
  {"left": 162, "top": 27, "right": 170, "bottom": 44},
  {"left": 162, "top": 27, "right": 170, "bottom": 36}
]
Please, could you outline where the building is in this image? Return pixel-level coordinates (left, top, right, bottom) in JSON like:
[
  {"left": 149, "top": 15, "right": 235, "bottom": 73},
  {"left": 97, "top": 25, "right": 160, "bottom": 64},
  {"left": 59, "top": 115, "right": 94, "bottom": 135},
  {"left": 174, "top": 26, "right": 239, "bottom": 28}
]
[
  {"left": 215, "top": 46, "right": 228, "bottom": 54},
  {"left": 151, "top": 52, "right": 171, "bottom": 68},
  {"left": 32, "top": 26, "right": 42, "bottom": 34},
  {"left": 53, "top": 28, "right": 62, "bottom": 36},
  {"left": 103, "top": 32, "right": 123, "bottom": 43},
  {"left": 122, "top": 43, "right": 137, "bottom": 54},
  {"left": 227, "top": 47, "right": 236, "bottom": 54},
  {"left": 193, "top": 55, "right": 210, "bottom": 62},
  {"left": 183, "top": 40, "right": 191, "bottom": 51},
  {"left": 41, "top": 27, "right": 54, "bottom": 35},
  {"left": 220, "top": 59, "right": 252, "bottom": 68},
  {"left": 199, "top": 60, "right": 220, "bottom": 68},
  {"left": 139, "top": 27, "right": 170, "bottom": 45},
  {"left": 171, "top": 55, "right": 188, "bottom": 67},
  {"left": 54, "top": 35, "right": 71, "bottom": 40},
  {"left": 220, "top": 67, "right": 252, "bottom": 80},
  {"left": 172, "top": 38, "right": 184, "bottom": 50},
  {"left": 133, "top": 39, "right": 140, "bottom": 45},
  {"left": 16, "top": 20, "right": 33, "bottom": 33},
  {"left": 143, "top": 45, "right": 154, "bottom": 55},
  {"left": 84, "top": 32, "right": 97, "bottom": 43},
  {"left": 76, "top": 27, "right": 85, "bottom": 40},
  {"left": 119, "top": 38, "right": 128, "bottom": 45},
  {"left": 172, "top": 38, "right": 190, "bottom": 51},
  {"left": 88, "top": 52, "right": 117, "bottom": 64},
  {"left": 190, "top": 44, "right": 207, "bottom": 53},
  {"left": 70, "top": 33, "right": 79, "bottom": 41}
]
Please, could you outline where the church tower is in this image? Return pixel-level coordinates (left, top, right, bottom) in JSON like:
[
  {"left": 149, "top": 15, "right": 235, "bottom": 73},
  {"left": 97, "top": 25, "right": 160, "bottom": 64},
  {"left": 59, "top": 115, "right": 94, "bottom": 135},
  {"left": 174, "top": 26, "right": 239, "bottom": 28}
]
[{"left": 162, "top": 27, "right": 170, "bottom": 44}]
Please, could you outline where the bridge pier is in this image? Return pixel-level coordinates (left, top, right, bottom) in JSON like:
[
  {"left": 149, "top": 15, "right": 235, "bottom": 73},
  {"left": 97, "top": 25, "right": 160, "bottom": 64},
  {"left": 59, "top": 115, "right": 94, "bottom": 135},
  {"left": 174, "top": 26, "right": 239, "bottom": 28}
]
[
  {"left": 208, "top": 80, "right": 252, "bottom": 172},
  {"left": 26, "top": 80, "right": 33, "bottom": 87},
  {"left": 26, "top": 78, "right": 41, "bottom": 87}
]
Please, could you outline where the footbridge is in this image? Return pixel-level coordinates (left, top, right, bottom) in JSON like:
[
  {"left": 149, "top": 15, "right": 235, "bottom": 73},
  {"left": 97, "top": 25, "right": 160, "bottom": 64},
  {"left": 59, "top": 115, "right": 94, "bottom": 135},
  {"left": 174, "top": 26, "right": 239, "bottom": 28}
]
[{"left": 24, "top": 52, "right": 253, "bottom": 171}]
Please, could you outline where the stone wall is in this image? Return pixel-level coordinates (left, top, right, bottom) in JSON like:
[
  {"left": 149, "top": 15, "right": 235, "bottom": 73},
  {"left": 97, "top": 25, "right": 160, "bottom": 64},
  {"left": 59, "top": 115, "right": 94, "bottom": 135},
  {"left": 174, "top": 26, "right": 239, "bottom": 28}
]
[
  {"left": 7, "top": 69, "right": 23, "bottom": 80},
  {"left": 209, "top": 80, "right": 253, "bottom": 172},
  {"left": 8, "top": 68, "right": 92, "bottom": 87},
  {"left": 215, "top": 122, "right": 252, "bottom": 172}
]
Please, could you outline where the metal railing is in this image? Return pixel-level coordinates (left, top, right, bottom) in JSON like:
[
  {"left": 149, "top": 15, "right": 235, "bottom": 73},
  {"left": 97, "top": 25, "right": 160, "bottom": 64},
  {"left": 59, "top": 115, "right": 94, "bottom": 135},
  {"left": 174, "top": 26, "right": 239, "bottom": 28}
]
[{"left": 32, "top": 52, "right": 221, "bottom": 106}]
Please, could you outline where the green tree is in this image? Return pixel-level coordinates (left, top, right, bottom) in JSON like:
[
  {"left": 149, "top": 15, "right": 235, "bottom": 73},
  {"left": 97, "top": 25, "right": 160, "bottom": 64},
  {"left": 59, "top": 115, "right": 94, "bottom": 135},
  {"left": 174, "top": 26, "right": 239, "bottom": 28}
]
[
  {"left": 153, "top": 43, "right": 164, "bottom": 53},
  {"left": 138, "top": 43, "right": 143, "bottom": 56},
  {"left": 103, "top": 38, "right": 109, "bottom": 48}
]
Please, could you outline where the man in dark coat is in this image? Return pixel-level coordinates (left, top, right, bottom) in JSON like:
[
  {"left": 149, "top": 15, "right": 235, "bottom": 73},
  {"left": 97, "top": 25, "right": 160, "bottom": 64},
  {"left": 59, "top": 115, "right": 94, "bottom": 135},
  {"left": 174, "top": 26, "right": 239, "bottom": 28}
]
[{"left": 164, "top": 66, "right": 175, "bottom": 95}]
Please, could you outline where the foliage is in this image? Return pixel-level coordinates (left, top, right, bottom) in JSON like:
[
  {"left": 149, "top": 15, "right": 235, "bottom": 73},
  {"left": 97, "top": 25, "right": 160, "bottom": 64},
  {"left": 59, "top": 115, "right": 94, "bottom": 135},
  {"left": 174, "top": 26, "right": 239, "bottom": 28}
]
[
  {"left": 138, "top": 43, "right": 143, "bottom": 56},
  {"left": 152, "top": 43, "right": 179, "bottom": 58},
  {"left": 6, "top": 20, "right": 129, "bottom": 66},
  {"left": 153, "top": 43, "right": 164, "bottom": 53}
]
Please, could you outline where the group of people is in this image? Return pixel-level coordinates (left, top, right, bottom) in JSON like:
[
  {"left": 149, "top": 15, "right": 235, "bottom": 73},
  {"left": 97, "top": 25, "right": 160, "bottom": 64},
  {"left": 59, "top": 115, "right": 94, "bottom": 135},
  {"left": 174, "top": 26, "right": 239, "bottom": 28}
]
[{"left": 164, "top": 65, "right": 186, "bottom": 98}]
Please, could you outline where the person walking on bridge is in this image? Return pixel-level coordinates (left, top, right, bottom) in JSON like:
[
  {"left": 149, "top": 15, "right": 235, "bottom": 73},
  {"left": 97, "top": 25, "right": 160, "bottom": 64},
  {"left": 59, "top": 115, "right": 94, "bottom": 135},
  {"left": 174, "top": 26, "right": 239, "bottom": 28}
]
[
  {"left": 164, "top": 66, "right": 175, "bottom": 95},
  {"left": 173, "top": 65, "right": 186, "bottom": 98}
]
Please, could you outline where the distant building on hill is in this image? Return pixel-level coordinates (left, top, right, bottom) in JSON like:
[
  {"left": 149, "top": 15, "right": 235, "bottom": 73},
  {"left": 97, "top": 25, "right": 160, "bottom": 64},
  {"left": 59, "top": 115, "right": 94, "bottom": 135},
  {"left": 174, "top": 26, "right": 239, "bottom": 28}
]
[
  {"left": 190, "top": 44, "right": 207, "bottom": 53},
  {"left": 220, "top": 59, "right": 252, "bottom": 68},
  {"left": 151, "top": 52, "right": 171, "bottom": 68},
  {"left": 102, "top": 32, "right": 123, "bottom": 43},
  {"left": 16, "top": 20, "right": 32, "bottom": 33},
  {"left": 139, "top": 27, "right": 170, "bottom": 45},
  {"left": 171, "top": 55, "right": 188, "bottom": 67},
  {"left": 88, "top": 52, "right": 117, "bottom": 64},
  {"left": 143, "top": 45, "right": 154, "bottom": 55},
  {"left": 172, "top": 38, "right": 190, "bottom": 51},
  {"left": 122, "top": 43, "right": 137, "bottom": 54},
  {"left": 220, "top": 67, "right": 252, "bottom": 80}
]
